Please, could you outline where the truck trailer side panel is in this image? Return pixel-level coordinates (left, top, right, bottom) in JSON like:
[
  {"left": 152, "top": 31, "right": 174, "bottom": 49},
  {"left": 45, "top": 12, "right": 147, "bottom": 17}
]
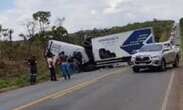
[{"left": 91, "top": 28, "right": 155, "bottom": 66}]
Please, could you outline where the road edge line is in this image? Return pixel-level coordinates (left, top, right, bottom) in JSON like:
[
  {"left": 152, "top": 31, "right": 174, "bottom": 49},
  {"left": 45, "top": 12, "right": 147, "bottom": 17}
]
[{"left": 161, "top": 71, "right": 175, "bottom": 110}]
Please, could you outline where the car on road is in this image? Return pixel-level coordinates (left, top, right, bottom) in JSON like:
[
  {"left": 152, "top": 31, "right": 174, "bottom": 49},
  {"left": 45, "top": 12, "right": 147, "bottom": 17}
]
[{"left": 131, "top": 43, "right": 180, "bottom": 72}]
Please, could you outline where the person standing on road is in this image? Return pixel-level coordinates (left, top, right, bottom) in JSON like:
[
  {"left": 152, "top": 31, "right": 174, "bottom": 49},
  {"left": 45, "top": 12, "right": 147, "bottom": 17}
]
[
  {"left": 72, "top": 52, "right": 80, "bottom": 73},
  {"left": 46, "top": 51, "right": 57, "bottom": 81},
  {"left": 75, "top": 52, "right": 83, "bottom": 72},
  {"left": 27, "top": 56, "right": 37, "bottom": 85},
  {"left": 59, "top": 52, "right": 71, "bottom": 80},
  {"left": 67, "top": 55, "right": 74, "bottom": 74}
]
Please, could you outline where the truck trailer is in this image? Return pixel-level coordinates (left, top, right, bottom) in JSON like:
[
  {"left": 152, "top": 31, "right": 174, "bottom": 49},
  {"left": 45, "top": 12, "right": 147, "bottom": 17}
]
[
  {"left": 91, "top": 27, "right": 155, "bottom": 67},
  {"left": 48, "top": 40, "right": 89, "bottom": 64}
]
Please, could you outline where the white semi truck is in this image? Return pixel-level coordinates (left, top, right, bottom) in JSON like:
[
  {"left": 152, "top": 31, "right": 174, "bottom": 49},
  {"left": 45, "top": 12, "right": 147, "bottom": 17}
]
[
  {"left": 91, "top": 27, "right": 155, "bottom": 67},
  {"left": 47, "top": 27, "right": 156, "bottom": 69}
]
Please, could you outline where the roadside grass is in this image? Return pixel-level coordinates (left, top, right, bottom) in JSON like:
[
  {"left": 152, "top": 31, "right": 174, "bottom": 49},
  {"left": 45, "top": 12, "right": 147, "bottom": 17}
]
[
  {"left": 180, "top": 24, "right": 183, "bottom": 61},
  {"left": 0, "top": 74, "right": 29, "bottom": 92},
  {"left": 181, "top": 34, "right": 183, "bottom": 60},
  {"left": 0, "top": 60, "right": 62, "bottom": 92}
]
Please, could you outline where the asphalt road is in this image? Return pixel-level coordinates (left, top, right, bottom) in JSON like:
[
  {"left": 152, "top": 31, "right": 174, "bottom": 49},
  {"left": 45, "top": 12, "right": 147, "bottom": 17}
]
[
  {"left": 9, "top": 67, "right": 174, "bottom": 110},
  {"left": 0, "top": 68, "right": 121, "bottom": 110}
]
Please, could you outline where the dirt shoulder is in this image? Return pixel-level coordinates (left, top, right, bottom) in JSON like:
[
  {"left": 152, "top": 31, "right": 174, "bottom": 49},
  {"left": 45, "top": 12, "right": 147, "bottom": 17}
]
[
  {"left": 167, "top": 64, "right": 183, "bottom": 110},
  {"left": 176, "top": 65, "right": 183, "bottom": 110}
]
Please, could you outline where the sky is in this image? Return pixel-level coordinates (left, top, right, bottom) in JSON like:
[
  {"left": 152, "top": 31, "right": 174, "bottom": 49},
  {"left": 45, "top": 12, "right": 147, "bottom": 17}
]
[{"left": 0, "top": 0, "right": 182, "bottom": 40}]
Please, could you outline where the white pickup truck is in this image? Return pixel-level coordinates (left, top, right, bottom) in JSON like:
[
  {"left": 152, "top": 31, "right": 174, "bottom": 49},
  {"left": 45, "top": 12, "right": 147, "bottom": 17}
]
[{"left": 131, "top": 42, "right": 180, "bottom": 72}]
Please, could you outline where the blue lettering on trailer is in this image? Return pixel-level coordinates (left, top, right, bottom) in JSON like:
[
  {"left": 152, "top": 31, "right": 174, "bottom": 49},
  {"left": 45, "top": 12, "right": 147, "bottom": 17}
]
[{"left": 120, "top": 29, "right": 152, "bottom": 54}]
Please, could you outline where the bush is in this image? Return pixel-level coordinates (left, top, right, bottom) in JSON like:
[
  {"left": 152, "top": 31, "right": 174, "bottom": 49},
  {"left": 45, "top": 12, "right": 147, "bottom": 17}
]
[
  {"left": 180, "top": 18, "right": 183, "bottom": 57},
  {"left": 0, "top": 80, "right": 10, "bottom": 89}
]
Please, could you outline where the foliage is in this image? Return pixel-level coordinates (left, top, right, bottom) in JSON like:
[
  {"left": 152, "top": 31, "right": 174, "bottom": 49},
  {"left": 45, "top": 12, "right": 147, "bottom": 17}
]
[
  {"left": 50, "top": 26, "right": 68, "bottom": 40},
  {"left": 0, "top": 25, "right": 2, "bottom": 33},
  {"left": 1, "top": 28, "right": 14, "bottom": 42},
  {"left": 33, "top": 11, "right": 51, "bottom": 32},
  {"left": 179, "top": 18, "right": 183, "bottom": 56}
]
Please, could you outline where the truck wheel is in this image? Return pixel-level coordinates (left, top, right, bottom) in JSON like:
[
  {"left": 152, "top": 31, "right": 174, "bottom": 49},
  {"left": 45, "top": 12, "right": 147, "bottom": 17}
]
[
  {"left": 133, "top": 67, "right": 140, "bottom": 73},
  {"left": 160, "top": 59, "right": 166, "bottom": 71},
  {"left": 173, "top": 56, "right": 179, "bottom": 68}
]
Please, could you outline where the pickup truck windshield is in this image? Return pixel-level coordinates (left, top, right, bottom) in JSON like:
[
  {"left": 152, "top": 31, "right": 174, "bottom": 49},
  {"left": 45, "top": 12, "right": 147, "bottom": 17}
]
[{"left": 139, "top": 44, "right": 162, "bottom": 52}]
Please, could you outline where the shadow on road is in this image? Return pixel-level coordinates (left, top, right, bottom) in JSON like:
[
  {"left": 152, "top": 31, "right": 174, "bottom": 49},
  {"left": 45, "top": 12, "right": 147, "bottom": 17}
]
[{"left": 135, "top": 66, "right": 175, "bottom": 74}]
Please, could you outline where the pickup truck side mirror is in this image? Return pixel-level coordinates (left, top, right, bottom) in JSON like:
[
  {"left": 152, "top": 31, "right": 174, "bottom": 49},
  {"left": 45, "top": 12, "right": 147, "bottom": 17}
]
[
  {"left": 176, "top": 44, "right": 180, "bottom": 47},
  {"left": 163, "top": 48, "right": 170, "bottom": 52}
]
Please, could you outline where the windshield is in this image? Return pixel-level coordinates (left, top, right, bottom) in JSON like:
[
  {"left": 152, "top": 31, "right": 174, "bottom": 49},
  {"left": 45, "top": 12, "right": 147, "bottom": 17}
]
[{"left": 139, "top": 44, "right": 162, "bottom": 52}]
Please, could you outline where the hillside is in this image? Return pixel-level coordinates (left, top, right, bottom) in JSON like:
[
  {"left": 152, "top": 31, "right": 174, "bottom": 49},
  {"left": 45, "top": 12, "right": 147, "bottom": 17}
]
[
  {"left": 0, "top": 20, "right": 174, "bottom": 92},
  {"left": 69, "top": 20, "right": 174, "bottom": 45}
]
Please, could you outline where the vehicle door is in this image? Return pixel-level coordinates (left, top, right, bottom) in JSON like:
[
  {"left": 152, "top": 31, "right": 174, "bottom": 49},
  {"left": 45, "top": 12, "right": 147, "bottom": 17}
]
[
  {"left": 168, "top": 44, "right": 176, "bottom": 62},
  {"left": 163, "top": 44, "right": 172, "bottom": 63}
]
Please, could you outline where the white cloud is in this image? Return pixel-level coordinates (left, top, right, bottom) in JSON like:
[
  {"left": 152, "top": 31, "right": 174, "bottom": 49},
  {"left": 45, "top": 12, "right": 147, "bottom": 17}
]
[
  {"left": 0, "top": 0, "right": 182, "bottom": 40},
  {"left": 91, "top": 10, "right": 97, "bottom": 15},
  {"left": 103, "top": 0, "right": 133, "bottom": 14}
]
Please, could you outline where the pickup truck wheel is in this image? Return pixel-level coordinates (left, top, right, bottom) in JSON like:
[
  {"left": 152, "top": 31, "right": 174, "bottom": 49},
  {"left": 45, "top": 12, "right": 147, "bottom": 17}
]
[
  {"left": 133, "top": 67, "right": 140, "bottom": 73},
  {"left": 173, "top": 56, "right": 179, "bottom": 68},
  {"left": 160, "top": 60, "right": 166, "bottom": 71}
]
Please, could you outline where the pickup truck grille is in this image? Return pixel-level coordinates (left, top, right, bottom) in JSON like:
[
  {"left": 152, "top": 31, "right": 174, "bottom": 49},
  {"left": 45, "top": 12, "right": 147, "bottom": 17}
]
[{"left": 135, "top": 56, "right": 151, "bottom": 64}]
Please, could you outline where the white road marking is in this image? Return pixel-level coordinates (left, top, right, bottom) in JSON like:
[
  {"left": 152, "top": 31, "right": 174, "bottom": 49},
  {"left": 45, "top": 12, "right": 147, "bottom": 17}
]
[{"left": 161, "top": 70, "right": 175, "bottom": 110}]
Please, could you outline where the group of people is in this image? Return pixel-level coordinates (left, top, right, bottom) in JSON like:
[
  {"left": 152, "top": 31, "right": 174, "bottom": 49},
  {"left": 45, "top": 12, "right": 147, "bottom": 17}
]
[
  {"left": 46, "top": 50, "right": 83, "bottom": 81},
  {"left": 27, "top": 50, "right": 83, "bottom": 85}
]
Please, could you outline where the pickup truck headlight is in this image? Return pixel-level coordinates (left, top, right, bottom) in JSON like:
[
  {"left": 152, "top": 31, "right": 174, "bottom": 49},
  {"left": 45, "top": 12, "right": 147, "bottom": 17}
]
[
  {"left": 151, "top": 56, "right": 161, "bottom": 60},
  {"left": 131, "top": 56, "right": 136, "bottom": 61}
]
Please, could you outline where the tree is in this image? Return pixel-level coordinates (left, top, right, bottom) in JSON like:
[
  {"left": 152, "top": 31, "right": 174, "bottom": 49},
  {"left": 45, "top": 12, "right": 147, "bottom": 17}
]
[
  {"left": 0, "top": 25, "right": 2, "bottom": 33},
  {"left": 19, "top": 20, "right": 37, "bottom": 58},
  {"left": 9, "top": 29, "right": 13, "bottom": 43},
  {"left": 51, "top": 26, "right": 68, "bottom": 40},
  {"left": 1, "top": 28, "right": 14, "bottom": 42},
  {"left": 179, "top": 18, "right": 183, "bottom": 53},
  {"left": 25, "top": 20, "right": 36, "bottom": 40},
  {"left": 2, "top": 29, "right": 8, "bottom": 40},
  {"left": 55, "top": 17, "right": 65, "bottom": 27},
  {"left": 33, "top": 11, "right": 51, "bottom": 34},
  {"left": 49, "top": 17, "right": 69, "bottom": 41},
  {"left": 19, "top": 33, "right": 27, "bottom": 41},
  {"left": 0, "top": 28, "right": 14, "bottom": 60},
  {"left": 0, "top": 25, "right": 2, "bottom": 38}
]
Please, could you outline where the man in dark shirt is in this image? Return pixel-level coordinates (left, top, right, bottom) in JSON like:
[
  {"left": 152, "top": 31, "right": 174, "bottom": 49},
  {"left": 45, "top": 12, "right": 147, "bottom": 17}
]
[{"left": 27, "top": 56, "right": 37, "bottom": 85}]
